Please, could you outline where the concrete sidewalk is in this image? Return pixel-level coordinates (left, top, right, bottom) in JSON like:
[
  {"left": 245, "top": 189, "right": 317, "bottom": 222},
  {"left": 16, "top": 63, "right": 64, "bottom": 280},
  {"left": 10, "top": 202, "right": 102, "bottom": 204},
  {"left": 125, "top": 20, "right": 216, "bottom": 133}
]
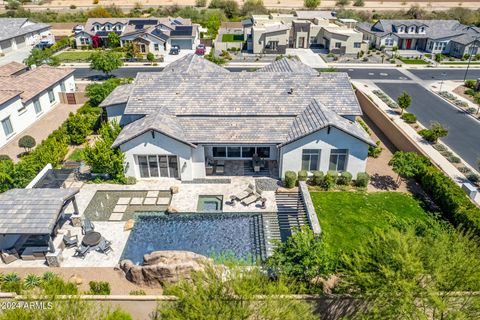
[{"left": 286, "top": 48, "right": 328, "bottom": 68}]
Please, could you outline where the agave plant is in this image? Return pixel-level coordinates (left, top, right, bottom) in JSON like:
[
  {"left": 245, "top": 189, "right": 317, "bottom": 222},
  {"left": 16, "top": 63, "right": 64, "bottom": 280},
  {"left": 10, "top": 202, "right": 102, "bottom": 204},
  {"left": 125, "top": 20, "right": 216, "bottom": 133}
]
[
  {"left": 42, "top": 271, "right": 56, "bottom": 282},
  {"left": 24, "top": 274, "right": 41, "bottom": 289},
  {"left": 4, "top": 272, "right": 20, "bottom": 283}
]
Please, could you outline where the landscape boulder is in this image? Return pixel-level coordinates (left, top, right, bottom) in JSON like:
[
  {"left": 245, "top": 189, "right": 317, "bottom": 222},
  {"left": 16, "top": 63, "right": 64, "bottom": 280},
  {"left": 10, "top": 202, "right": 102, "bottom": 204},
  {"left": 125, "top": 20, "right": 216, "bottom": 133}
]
[
  {"left": 124, "top": 219, "right": 134, "bottom": 231},
  {"left": 119, "top": 250, "right": 211, "bottom": 287},
  {"left": 170, "top": 186, "right": 179, "bottom": 194}
]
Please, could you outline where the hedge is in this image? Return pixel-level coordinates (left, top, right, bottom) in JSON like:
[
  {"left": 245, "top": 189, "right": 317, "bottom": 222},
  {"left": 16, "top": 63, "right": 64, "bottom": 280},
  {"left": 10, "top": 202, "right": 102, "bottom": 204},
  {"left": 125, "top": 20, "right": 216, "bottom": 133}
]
[{"left": 284, "top": 171, "right": 297, "bottom": 188}]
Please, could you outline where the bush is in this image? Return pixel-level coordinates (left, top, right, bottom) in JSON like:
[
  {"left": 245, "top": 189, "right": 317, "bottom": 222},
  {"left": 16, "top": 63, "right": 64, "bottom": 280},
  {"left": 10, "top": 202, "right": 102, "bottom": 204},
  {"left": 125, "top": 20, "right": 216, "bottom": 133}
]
[
  {"left": 0, "top": 154, "right": 11, "bottom": 161},
  {"left": 89, "top": 281, "right": 111, "bottom": 295},
  {"left": 467, "top": 173, "right": 480, "bottom": 183},
  {"left": 432, "top": 144, "right": 447, "bottom": 152},
  {"left": 464, "top": 88, "right": 476, "bottom": 96},
  {"left": 104, "top": 309, "right": 133, "bottom": 320},
  {"left": 303, "top": 0, "right": 321, "bottom": 8},
  {"left": 466, "top": 107, "right": 477, "bottom": 114},
  {"left": 337, "top": 171, "right": 352, "bottom": 185},
  {"left": 2, "top": 272, "right": 22, "bottom": 294},
  {"left": 284, "top": 171, "right": 297, "bottom": 188},
  {"left": 298, "top": 170, "right": 308, "bottom": 181},
  {"left": 65, "top": 111, "right": 98, "bottom": 145},
  {"left": 336, "top": 0, "right": 350, "bottom": 5},
  {"left": 129, "top": 289, "right": 146, "bottom": 295},
  {"left": 18, "top": 135, "right": 36, "bottom": 151},
  {"left": 355, "top": 172, "right": 370, "bottom": 187},
  {"left": 401, "top": 112, "right": 417, "bottom": 123},
  {"left": 353, "top": 0, "right": 364, "bottom": 6},
  {"left": 464, "top": 79, "right": 477, "bottom": 89},
  {"left": 321, "top": 171, "right": 337, "bottom": 190},
  {"left": 419, "top": 122, "right": 448, "bottom": 143},
  {"left": 195, "top": 0, "right": 207, "bottom": 7},
  {"left": 41, "top": 275, "right": 78, "bottom": 295},
  {"left": 368, "top": 140, "right": 382, "bottom": 158},
  {"left": 311, "top": 170, "right": 323, "bottom": 186},
  {"left": 458, "top": 166, "right": 472, "bottom": 174},
  {"left": 447, "top": 155, "right": 461, "bottom": 163},
  {"left": 24, "top": 274, "right": 41, "bottom": 289},
  {"left": 86, "top": 77, "right": 132, "bottom": 107}
]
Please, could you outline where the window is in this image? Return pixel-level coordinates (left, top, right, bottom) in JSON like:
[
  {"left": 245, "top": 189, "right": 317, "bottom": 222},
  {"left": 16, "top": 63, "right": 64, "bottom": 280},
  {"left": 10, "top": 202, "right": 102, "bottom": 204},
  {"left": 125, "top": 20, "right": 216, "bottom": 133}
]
[
  {"left": 257, "top": 147, "right": 270, "bottom": 158},
  {"left": 353, "top": 42, "right": 361, "bottom": 48},
  {"left": 419, "top": 26, "right": 425, "bottom": 33},
  {"left": 34, "top": 99, "right": 42, "bottom": 114},
  {"left": 385, "top": 38, "right": 394, "bottom": 46},
  {"left": 140, "top": 44, "right": 146, "bottom": 53},
  {"left": 1, "top": 117, "right": 13, "bottom": 137},
  {"left": 154, "top": 43, "right": 159, "bottom": 51},
  {"left": 48, "top": 90, "right": 55, "bottom": 103},
  {"left": 408, "top": 26, "right": 415, "bottom": 33},
  {"left": 310, "top": 37, "right": 317, "bottom": 44},
  {"left": 329, "top": 149, "right": 348, "bottom": 171},
  {"left": 60, "top": 81, "right": 66, "bottom": 92},
  {"left": 242, "top": 147, "right": 255, "bottom": 158},
  {"left": 301, "top": 149, "right": 320, "bottom": 171},
  {"left": 212, "top": 147, "right": 226, "bottom": 157},
  {"left": 335, "top": 42, "right": 341, "bottom": 48},
  {"left": 80, "top": 37, "right": 89, "bottom": 45},
  {"left": 138, "top": 155, "right": 179, "bottom": 178},
  {"left": 227, "top": 146, "right": 241, "bottom": 158},
  {"left": 106, "top": 24, "right": 111, "bottom": 31},
  {"left": 267, "top": 41, "right": 279, "bottom": 50},
  {"left": 398, "top": 26, "right": 404, "bottom": 33}
]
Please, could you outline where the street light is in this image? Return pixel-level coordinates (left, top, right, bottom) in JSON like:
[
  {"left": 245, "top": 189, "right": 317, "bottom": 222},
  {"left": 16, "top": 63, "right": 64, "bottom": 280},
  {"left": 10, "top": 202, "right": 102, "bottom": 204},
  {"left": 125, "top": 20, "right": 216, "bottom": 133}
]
[{"left": 464, "top": 35, "right": 479, "bottom": 81}]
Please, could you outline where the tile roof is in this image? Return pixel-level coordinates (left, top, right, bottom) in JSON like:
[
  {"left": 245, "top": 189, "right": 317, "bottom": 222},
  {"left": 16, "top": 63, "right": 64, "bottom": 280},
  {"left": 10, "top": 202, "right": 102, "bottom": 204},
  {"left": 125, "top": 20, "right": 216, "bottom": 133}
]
[
  {"left": 0, "top": 61, "right": 27, "bottom": 76},
  {"left": 99, "top": 83, "right": 134, "bottom": 107},
  {"left": 0, "top": 90, "right": 21, "bottom": 105},
  {"left": 256, "top": 58, "right": 318, "bottom": 74},
  {"left": 295, "top": 10, "right": 337, "bottom": 20},
  {"left": 0, "top": 18, "right": 50, "bottom": 42},
  {"left": 0, "top": 66, "right": 74, "bottom": 103},
  {"left": 162, "top": 53, "right": 229, "bottom": 74},
  {"left": 0, "top": 188, "right": 79, "bottom": 235}
]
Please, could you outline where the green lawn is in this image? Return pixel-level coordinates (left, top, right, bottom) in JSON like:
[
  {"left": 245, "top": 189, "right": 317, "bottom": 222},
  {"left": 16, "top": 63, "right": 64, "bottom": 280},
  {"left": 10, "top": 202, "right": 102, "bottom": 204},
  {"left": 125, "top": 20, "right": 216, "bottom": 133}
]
[
  {"left": 221, "top": 34, "right": 244, "bottom": 42},
  {"left": 311, "top": 192, "right": 430, "bottom": 254},
  {"left": 56, "top": 51, "right": 95, "bottom": 62},
  {"left": 398, "top": 58, "right": 429, "bottom": 64},
  {"left": 67, "top": 148, "right": 84, "bottom": 162}
]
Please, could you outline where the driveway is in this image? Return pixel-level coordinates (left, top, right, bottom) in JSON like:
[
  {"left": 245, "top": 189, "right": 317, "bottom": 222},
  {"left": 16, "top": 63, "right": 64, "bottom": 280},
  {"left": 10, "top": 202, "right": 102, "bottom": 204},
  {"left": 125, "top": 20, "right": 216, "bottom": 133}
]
[
  {"left": 286, "top": 48, "right": 328, "bottom": 68},
  {"left": 375, "top": 82, "right": 480, "bottom": 168},
  {"left": 0, "top": 46, "right": 33, "bottom": 66}
]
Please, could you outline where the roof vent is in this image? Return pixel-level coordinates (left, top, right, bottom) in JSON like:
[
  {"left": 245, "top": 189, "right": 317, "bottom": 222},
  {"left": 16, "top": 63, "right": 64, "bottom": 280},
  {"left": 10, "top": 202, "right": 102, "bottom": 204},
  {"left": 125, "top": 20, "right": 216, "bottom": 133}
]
[{"left": 288, "top": 88, "right": 294, "bottom": 94}]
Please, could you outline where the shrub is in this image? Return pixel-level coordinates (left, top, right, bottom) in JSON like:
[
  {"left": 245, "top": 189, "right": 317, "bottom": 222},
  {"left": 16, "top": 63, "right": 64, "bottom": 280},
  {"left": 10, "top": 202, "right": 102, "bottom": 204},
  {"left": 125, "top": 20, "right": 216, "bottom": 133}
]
[
  {"left": 104, "top": 309, "right": 133, "bottom": 320},
  {"left": 458, "top": 166, "right": 472, "bottom": 174},
  {"left": 464, "top": 88, "right": 476, "bottom": 96},
  {"left": 368, "top": 140, "right": 382, "bottom": 158},
  {"left": 467, "top": 173, "right": 479, "bottom": 183},
  {"left": 353, "top": 0, "right": 364, "bottom": 6},
  {"left": 447, "top": 155, "right": 461, "bottom": 163},
  {"left": 337, "top": 171, "right": 353, "bottom": 185},
  {"left": 24, "top": 274, "right": 41, "bottom": 289},
  {"left": 357, "top": 118, "right": 370, "bottom": 134},
  {"left": 355, "top": 172, "right": 369, "bottom": 187},
  {"left": 298, "top": 170, "right": 308, "bottom": 181},
  {"left": 284, "top": 171, "right": 297, "bottom": 188},
  {"left": 311, "top": 170, "right": 323, "bottom": 186},
  {"left": 70, "top": 4, "right": 76, "bottom": 9},
  {"left": 18, "top": 135, "right": 36, "bottom": 151},
  {"left": 129, "top": 289, "right": 146, "bottom": 295},
  {"left": 2, "top": 272, "right": 22, "bottom": 294},
  {"left": 464, "top": 79, "right": 477, "bottom": 89},
  {"left": 65, "top": 112, "right": 98, "bottom": 145},
  {"left": 195, "top": 0, "right": 207, "bottom": 7},
  {"left": 424, "top": 53, "right": 432, "bottom": 59},
  {"left": 303, "top": 0, "right": 321, "bottom": 8},
  {"left": 125, "top": 176, "right": 137, "bottom": 185},
  {"left": 0, "top": 154, "right": 11, "bottom": 161},
  {"left": 321, "top": 171, "right": 337, "bottom": 190},
  {"left": 434, "top": 53, "right": 444, "bottom": 62},
  {"left": 466, "top": 107, "right": 477, "bottom": 114},
  {"left": 41, "top": 275, "right": 78, "bottom": 295},
  {"left": 432, "top": 144, "right": 447, "bottom": 152},
  {"left": 89, "top": 281, "right": 111, "bottom": 295},
  {"left": 401, "top": 112, "right": 417, "bottom": 123},
  {"left": 419, "top": 122, "right": 448, "bottom": 143}
]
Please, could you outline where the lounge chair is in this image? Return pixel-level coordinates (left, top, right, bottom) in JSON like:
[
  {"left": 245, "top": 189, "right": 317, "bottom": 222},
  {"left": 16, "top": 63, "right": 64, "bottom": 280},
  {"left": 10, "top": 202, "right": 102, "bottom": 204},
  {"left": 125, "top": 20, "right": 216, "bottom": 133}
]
[
  {"left": 241, "top": 189, "right": 263, "bottom": 206},
  {"left": 73, "top": 244, "right": 90, "bottom": 259},
  {"left": 63, "top": 231, "right": 78, "bottom": 249},
  {"left": 233, "top": 183, "right": 255, "bottom": 201},
  {"left": 1, "top": 248, "right": 19, "bottom": 264},
  {"left": 82, "top": 218, "right": 95, "bottom": 235},
  {"left": 95, "top": 238, "right": 113, "bottom": 255}
]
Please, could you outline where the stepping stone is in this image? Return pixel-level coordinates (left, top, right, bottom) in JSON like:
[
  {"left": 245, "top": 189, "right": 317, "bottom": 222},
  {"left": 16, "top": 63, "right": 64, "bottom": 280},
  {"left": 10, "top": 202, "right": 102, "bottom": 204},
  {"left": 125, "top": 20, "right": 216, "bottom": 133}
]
[
  {"left": 113, "top": 205, "right": 127, "bottom": 213},
  {"left": 143, "top": 198, "right": 156, "bottom": 205},
  {"left": 131, "top": 197, "right": 143, "bottom": 205},
  {"left": 109, "top": 212, "right": 123, "bottom": 221},
  {"left": 146, "top": 191, "right": 159, "bottom": 198},
  {"left": 117, "top": 197, "right": 131, "bottom": 205},
  {"left": 157, "top": 197, "right": 170, "bottom": 205}
]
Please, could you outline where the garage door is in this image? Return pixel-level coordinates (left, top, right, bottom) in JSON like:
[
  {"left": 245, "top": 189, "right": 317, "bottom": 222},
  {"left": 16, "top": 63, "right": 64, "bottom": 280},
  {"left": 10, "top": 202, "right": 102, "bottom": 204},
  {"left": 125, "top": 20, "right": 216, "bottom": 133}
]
[
  {"left": 0, "top": 40, "right": 11, "bottom": 53},
  {"left": 170, "top": 39, "right": 193, "bottom": 49},
  {"left": 15, "top": 36, "right": 26, "bottom": 49}
]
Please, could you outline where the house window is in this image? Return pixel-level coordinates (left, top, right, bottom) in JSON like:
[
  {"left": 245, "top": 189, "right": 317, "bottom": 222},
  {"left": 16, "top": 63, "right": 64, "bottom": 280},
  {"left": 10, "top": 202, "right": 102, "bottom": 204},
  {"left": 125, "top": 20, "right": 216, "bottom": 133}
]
[
  {"left": 154, "top": 43, "right": 159, "bottom": 51},
  {"left": 34, "top": 99, "right": 42, "bottom": 114},
  {"left": 398, "top": 26, "right": 404, "bottom": 33},
  {"left": 335, "top": 42, "right": 341, "bottom": 48},
  {"left": 227, "top": 146, "right": 241, "bottom": 158},
  {"left": 1, "top": 117, "right": 14, "bottom": 137},
  {"left": 212, "top": 147, "right": 226, "bottom": 157},
  {"left": 385, "top": 38, "right": 394, "bottom": 46},
  {"left": 137, "top": 155, "right": 179, "bottom": 178},
  {"left": 310, "top": 37, "right": 317, "bottom": 44},
  {"left": 257, "top": 147, "right": 270, "bottom": 158},
  {"left": 60, "top": 81, "right": 66, "bottom": 92},
  {"left": 17, "top": 105, "right": 27, "bottom": 115},
  {"left": 95, "top": 24, "right": 100, "bottom": 31},
  {"left": 267, "top": 41, "right": 279, "bottom": 50},
  {"left": 301, "top": 149, "right": 320, "bottom": 171},
  {"left": 329, "top": 149, "right": 348, "bottom": 171},
  {"left": 48, "top": 90, "right": 55, "bottom": 103},
  {"left": 419, "top": 26, "right": 425, "bottom": 33},
  {"left": 106, "top": 24, "right": 111, "bottom": 31},
  {"left": 140, "top": 44, "right": 146, "bottom": 53},
  {"left": 242, "top": 147, "right": 256, "bottom": 158},
  {"left": 353, "top": 42, "right": 361, "bottom": 48},
  {"left": 408, "top": 26, "right": 416, "bottom": 33}
]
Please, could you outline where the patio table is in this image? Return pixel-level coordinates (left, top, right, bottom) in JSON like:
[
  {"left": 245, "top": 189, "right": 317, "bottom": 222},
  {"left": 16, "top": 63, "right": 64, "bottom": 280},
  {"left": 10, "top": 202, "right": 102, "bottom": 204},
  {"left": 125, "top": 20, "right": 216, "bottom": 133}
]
[{"left": 82, "top": 231, "right": 101, "bottom": 247}]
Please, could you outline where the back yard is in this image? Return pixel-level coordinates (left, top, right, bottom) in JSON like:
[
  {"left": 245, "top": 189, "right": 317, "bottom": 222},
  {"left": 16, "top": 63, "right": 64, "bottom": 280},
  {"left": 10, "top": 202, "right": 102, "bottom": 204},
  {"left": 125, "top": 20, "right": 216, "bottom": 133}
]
[{"left": 311, "top": 192, "right": 430, "bottom": 254}]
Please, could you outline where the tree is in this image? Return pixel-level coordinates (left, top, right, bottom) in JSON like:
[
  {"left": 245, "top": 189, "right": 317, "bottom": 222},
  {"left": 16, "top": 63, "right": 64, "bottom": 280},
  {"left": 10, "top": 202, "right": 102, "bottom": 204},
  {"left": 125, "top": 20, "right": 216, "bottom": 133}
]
[
  {"left": 419, "top": 121, "right": 448, "bottom": 143},
  {"left": 304, "top": 0, "right": 321, "bottom": 8},
  {"left": 339, "top": 222, "right": 480, "bottom": 320},
  {"left": 85, "top": 77, "right": 132, "bottom": 106},
  {"left": 146, "top": 52, "right": 155, "bottom": 65},
  {"left": 209, "top": 0, "right": 239, "bottom": 19},
  {"left": 397, "top": 91, "right": 411, "bottom": 115},
  {"left": 64, "top": 112, "right": 97, "bottom": 145},
  {"left": 86, "top": 6, "right": 112, "bottom": 18},
  {"left": 89, "top": 50, "right": 123, "bottom": 76},
  {"left": 18, "top": 135, "right": 36, "bottom": 152},
  {"left": 24, "top": 48, "right": 59, "bottom": 67},
  {"left": 242, "top": 0, "right": 268, "bottom": 15},
  {"left": 159, "top": 263, "right": 317, "bottom": 320},
  {"left": 107, "top": 32, "right": 120, "bottom": 48},
  {"left": 388, "top": 151, "right": 430, "bottom": 184},
  {"left": 202, "top": 10, "right": 227, "bottom": 38},
  {"left": 195, "top": 0, "right": 207, "bottom": 7},
  {"left": 353, "top": 0, "right": 364, "bottom": 6},
  {"left": 0, "top": 158, "right": 15, "bottom": 193}
]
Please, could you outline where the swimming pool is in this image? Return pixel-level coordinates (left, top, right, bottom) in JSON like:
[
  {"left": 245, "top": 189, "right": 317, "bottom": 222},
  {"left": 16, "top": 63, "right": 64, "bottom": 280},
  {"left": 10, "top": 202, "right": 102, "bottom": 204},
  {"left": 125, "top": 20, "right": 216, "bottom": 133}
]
[
  {"left": 197, "top": 195, "right": 223, "bottom": 212},
  {"left": 121, "top": 213, "right": 266, "bottom": 265}
]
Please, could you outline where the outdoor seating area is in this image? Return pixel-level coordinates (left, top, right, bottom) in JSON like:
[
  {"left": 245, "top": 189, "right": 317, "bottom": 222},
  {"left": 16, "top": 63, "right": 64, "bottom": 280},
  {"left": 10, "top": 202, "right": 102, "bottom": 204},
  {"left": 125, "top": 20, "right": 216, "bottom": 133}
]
[
  {"left": 228, "top": 183, "right": 267, "bottom": 208},
  {"left": 206, "top": 159, "right": 278, "bottom": 177},
  {"left": 70, "top": 219, "right": 113, "bottom": 259}
]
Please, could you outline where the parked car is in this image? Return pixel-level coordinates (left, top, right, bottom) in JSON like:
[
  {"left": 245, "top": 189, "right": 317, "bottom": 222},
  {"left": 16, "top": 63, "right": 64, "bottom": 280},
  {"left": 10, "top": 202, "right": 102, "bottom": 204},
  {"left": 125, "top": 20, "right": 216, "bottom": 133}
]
[
  {"left": 34, "top": 41, "right": 53, "bottom": 50},
  {"left": 169, "top": 45, "right": 180, "bottom": 55},
  {"left": 195, "top": 44, "right": 206, "bottom": 55}
]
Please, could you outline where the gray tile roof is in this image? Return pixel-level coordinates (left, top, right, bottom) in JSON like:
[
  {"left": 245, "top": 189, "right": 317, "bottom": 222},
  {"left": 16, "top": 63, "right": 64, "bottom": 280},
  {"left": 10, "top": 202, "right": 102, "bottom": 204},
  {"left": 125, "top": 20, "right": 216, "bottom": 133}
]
[
  {"left": 0, "top": 188, "right": 79, "bottom": 235},
  {"left": 99, "top": 84, "right": 134, "bottom": 107},
  {"left": 295, "top": 11, "right": 337, "bottom": 20},
  {"left": 0, "top": 18, "right": 50, "bottom": 42},
  {"left": 162, "top": 54, "right": 229, "bottom": 74},
  {"left": 256, "top": 58, "right": 318, "bottom": 74},
  {"left": 112, "top": 55, "right": 368, "bottom": 147}
]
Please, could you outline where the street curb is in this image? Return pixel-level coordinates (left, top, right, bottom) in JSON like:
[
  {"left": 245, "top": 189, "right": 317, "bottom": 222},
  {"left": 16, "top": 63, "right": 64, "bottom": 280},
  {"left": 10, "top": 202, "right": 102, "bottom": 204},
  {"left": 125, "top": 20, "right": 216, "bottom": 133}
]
[{"left": 428, "top": 86, "right": 480, "bottom": 124}]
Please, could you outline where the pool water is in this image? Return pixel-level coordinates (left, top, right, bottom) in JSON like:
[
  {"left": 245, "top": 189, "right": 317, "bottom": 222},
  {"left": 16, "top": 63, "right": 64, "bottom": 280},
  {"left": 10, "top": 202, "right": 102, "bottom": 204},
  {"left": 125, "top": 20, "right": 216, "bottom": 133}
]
[
  {"left": 197, "top": 195, "right": 223, "bottom": 212},
  {"left": 121, "top": 213, "right": 265, "bottom": 265}
]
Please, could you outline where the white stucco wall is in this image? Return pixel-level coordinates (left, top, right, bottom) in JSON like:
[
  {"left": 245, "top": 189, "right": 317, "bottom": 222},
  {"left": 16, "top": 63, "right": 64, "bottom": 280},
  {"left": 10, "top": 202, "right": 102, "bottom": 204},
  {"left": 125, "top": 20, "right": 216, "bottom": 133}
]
[{"left": 279, "top": 126, "right": 369, "bottom": 179}]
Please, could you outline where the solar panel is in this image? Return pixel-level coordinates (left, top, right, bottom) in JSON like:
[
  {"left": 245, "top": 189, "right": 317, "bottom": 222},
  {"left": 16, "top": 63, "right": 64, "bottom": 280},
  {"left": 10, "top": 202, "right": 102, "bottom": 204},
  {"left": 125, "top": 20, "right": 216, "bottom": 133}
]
[
  {"left": 170, "top": 26, "right": 192, "bottom": 36},
  {"left": 129, "top": 19, "right": 158, "bottom": 25}
]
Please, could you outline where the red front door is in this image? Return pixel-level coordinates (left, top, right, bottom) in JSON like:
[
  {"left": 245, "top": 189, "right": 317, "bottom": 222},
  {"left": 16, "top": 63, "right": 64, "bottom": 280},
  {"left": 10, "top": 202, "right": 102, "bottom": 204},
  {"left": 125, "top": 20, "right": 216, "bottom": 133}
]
[{"left": 406, "top": 39, "right": 412, "bottom": 49}]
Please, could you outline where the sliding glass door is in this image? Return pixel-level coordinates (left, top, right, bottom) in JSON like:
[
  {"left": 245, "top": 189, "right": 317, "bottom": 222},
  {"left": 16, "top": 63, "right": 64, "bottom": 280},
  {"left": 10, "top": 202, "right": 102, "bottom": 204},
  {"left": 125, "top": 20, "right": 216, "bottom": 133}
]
[{"left": 137, "top": 155, "right": 179, "bottom": 178}]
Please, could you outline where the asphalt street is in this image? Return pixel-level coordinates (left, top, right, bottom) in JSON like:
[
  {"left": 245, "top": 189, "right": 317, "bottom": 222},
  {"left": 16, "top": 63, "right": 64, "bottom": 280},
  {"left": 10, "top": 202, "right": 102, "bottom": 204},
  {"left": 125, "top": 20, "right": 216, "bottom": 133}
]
[
  {"left": 408, "top": 68, "right": 480, "bottom": 81},
  {"left": 375, "top": 82, "right": 480, "bottom": 168}
]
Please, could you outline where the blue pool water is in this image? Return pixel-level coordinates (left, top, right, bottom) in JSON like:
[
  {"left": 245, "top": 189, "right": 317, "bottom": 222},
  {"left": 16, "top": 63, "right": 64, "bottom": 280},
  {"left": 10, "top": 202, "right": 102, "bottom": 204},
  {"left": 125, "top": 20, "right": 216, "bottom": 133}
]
[{"left": 121, "top": 213, "right": 264, "bottom": 265}]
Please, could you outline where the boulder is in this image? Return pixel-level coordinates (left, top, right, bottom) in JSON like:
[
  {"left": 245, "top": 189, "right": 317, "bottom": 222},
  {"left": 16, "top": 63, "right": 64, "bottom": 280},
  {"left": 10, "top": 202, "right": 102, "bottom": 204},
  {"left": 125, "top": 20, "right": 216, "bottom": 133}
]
[
  {"left": 124, "top": 219, "right": 135, "bottom": 231},
  {"left": 170, "top": 186, "right": 179, "bottom": 194},
  {"left": 119, "top": 250, "right": 211, "bottom": 288},
  {"left": 166, "top": 206, "right": 179, "bottom": 214}
]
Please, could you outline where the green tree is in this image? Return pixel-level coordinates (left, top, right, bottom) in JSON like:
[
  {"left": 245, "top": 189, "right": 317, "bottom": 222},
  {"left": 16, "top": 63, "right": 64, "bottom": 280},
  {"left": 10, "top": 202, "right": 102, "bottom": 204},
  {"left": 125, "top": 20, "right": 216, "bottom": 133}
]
[
  {"left": 339, "top": 222, "right": 480, "bottom": 320},
  {"left": 24, "top": 48, "right": 59, "bottom": 67},
  {"left": 353, "top": 0, "right": 364, "bottom": 6},
  {"left": 202, "top": 9, "right": 227, "bottom": 38},
  {"left": 107, "top": 32, "right": 120, "bottom": 48},
  {"left": 159, "top": 263, "right": 317, "bottom": 320},
  {"left": 304, "top": 0, "right": 321, "bottom": 8},
  {"left": 0, "top": 158, "right": 15, "bottom": 193},
  {"left": 388, "top": 151, "right": 430, "bottom": 184},
  {"left": 242, "top": 0, "right": 268, "bottom": 15},
  {"left": 146, "top": 52, "right": 155, "bottom": 65},
  {"left": 85, "top": 77, "right": 131, "bottom": 106},
  {"left": 195, "top": 0, "right": 207, "bottom": 7},
  {"left": 65, "top": 112, "right": 98, "bottom": 145},
  {"left": 209, "top": 0, "right": 239, "bottom": 18},
  {"left": 18, "top": 135, "right": 36, "bottom": 152},
  {"left": 397, "top": 91, "right": 412, "bottom": 115},
  {"left": 419, "top": 121, "right": 449, "bottom": 143},
  {"left": 89, "top": 50, "right": 123, "bottom": 76},
  {"left": 123, "top": 41, "right": 140, "bottom": 60}
]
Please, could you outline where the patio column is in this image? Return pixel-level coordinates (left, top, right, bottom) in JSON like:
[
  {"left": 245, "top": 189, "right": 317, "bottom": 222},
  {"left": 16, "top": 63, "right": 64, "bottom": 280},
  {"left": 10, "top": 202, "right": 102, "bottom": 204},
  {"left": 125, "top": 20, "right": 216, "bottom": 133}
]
[
  {"left": 48, "top": 237, "right": 55, "bottom": 253},
  {"left": 72, "top": 197, "right": 79, "bottom": 215}
]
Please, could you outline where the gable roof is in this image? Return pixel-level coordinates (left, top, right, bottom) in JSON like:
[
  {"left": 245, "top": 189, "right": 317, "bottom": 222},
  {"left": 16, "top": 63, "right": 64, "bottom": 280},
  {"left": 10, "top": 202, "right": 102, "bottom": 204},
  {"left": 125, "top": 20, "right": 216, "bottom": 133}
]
[
  {"left": 0, "top": 18, "right": 50, "bottom": 42},
  {"left": 162, "top": 53, "right": 229, "bottom": 74},
  {"left": 0, "top": 61, "right": 27, "bottom": 76},
  {"left": 256, "top": 58, "right": 318, "bottom": 74}
]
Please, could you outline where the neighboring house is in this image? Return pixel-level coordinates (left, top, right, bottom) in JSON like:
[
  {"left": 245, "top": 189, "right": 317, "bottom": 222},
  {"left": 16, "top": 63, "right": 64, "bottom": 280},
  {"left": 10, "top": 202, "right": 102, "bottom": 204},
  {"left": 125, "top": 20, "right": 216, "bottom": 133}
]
[
  {"left": 0, "top": 18, "right": 52, "bottom": 55},
  {"left": 214, "top": 21, "right": 244, "bottom": 53},
  {"left": 0, "top": 62, "right": 75, "bottom": 149},
  {"left": 100, "top": 54, "right": 375, "bottom": 181},
  {"left": 74, "top": 17, "right": 200, "bottom": 56},
  {"left": 357, "top": 20, "right": 480, "bottom": 57},
  {"left": 246, "top": 11, "right": 364, "bottom": 54}
]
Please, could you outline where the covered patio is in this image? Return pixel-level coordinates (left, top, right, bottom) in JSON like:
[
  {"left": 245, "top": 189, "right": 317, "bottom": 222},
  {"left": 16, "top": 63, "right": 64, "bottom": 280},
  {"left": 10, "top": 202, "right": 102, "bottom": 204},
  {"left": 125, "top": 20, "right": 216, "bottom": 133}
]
[{"left": 0, "top": 188, "right": 79, "bottom": 264}]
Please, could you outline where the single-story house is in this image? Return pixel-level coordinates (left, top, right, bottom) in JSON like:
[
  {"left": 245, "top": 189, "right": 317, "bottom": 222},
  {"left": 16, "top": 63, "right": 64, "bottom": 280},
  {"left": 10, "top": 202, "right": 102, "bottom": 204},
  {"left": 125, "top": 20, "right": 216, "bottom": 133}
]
[
  {"left": 0, "top": 62, "right": 76, "bottom": 149},
  {"left": 0, "top": 18, "right": 52, "bottom": 55},
  {"left": 100, "top": 54, "right": 375, "bottom": 181},
  {"left": 214, "top": 21, "right": 245, "bottom": 53}
]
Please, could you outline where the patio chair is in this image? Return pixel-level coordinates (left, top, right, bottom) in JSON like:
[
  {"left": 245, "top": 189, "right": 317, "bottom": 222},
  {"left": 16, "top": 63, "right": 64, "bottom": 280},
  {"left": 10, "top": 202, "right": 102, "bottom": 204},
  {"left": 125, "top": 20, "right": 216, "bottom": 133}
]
[
  {"left": 63, "top": 230, "right": 79, "bottom": 249},
  {"left": 1, "top": 248, "right": 19, "bottom": 264},
  {"left": 73, "top": 244, "right": 90, "bottom": 259},
  {"left": 95, "top": 238, "right": 113, "bottom": 255},
  {"left": 233, "top": 183, "right": 255, "bottom": 201},
  {"left": 241, "top": 189, "right": 263, "bottom": 206},
  {"left": 82, "top": 218, "right": 95, "bottom": 235}
]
